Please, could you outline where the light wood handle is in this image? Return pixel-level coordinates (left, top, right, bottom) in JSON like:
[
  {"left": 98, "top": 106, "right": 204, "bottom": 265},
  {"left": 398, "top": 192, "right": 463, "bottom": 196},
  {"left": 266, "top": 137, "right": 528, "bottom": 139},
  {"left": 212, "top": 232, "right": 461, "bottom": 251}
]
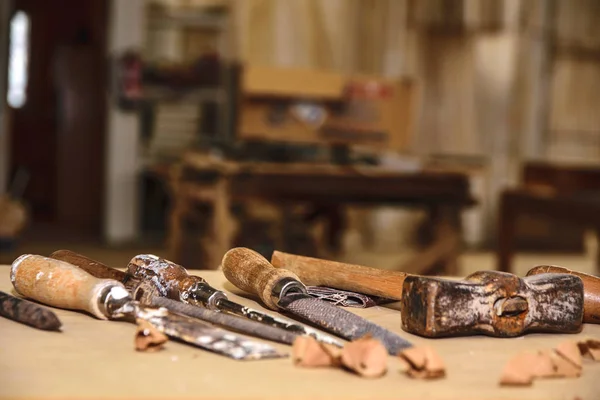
[
  {"left": 10, "top": 254, "right": 121, "bottom": 320},
  {"left": 526, "top": 265, "right": 600, "bottom": 324},
  {"left": 221, "top": 247, "right": 301, "bottom": 310},
  {"left": 271, "top": 251, "right": 407, "bottom": 300}
]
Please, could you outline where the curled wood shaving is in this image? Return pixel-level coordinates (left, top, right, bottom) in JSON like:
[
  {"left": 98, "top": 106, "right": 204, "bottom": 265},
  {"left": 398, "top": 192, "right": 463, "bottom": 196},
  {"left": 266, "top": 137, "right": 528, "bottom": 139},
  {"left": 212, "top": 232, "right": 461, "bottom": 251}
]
[
  {"left": 292, "top": 336, "right": 339, "bottom": 368},
  {"left": 135, "top": 321, "right": 168, "bottom": 352},
  {"left": 340, "top": 336, "right": 388, "bottom": 378},
  {"left": 399, "top": 346, "right": 446, "bottom": 380}
]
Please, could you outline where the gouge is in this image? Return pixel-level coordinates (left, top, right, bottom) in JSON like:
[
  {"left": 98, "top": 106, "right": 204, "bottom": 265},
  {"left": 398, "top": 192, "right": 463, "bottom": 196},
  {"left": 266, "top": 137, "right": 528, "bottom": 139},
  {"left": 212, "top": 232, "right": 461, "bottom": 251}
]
[
  {"left": 526, "top": 265, "right": 600, "bottom": 324},
  {"left": 401, "top": 271, "right": 584, "bottom": 338},
  {"left": 222, "top": 247, "right": 413, "bottom": 355},
  {"left": 11, "top": 254, "right": 286, "bottom": 360},
  {"left": 49, "top": 250, "right": 321, "bottom": 346},
  {"left": 271, "top": 251, "right": 407, "bottom": 300},
  {"left": 126, "top": 254, "right": 341, "bottom": 347}
]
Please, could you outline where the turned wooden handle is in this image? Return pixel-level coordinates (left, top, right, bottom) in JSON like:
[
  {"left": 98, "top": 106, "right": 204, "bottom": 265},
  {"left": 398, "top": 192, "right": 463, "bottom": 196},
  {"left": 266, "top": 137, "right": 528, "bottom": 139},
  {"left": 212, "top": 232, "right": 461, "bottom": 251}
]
[
  {"left": 271, "top": 251, "right": 407, "bottom": 300},
  {"left": 526, "top": 265, "right": 600, "bottom": 324},
  {"left": 10, "top": 254, "right": 122, "bottom": 320},
  {"left": 50, "top": 250, "right": 127, "bottom": 282},
  {"left": 221, "top": 247, "right": 301, "bottom": 310}
]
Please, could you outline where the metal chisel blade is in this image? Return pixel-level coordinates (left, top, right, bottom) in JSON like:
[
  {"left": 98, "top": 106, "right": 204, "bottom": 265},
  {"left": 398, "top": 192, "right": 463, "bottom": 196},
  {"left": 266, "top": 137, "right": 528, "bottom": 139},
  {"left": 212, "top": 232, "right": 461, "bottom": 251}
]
[
  {"left": 134, "top": 305, "right": 287, "bottom": 360},
  {"left": 279, "top": 293, "right": 412, "bottom": 355},
  {"left": 215, "top": 298, "right": 344, "bottom": 347}
]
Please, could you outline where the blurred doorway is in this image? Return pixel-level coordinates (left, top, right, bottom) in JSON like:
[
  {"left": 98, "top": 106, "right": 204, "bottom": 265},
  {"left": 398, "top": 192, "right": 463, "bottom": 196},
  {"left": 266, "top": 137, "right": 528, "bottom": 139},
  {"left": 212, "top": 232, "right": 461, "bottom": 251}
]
[{"left": 6, "top": 0, "right": 108, "bottom": 238}]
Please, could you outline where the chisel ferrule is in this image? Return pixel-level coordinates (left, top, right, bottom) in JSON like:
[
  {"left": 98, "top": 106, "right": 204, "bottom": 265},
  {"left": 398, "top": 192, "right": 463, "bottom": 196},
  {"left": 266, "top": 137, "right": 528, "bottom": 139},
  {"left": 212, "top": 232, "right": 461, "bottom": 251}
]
[
  {"left": 188, "top": 283, "right": 227, "bottom": 310},
  {"left": 271, "top": 277, "right": 307, "bottom": 306}
]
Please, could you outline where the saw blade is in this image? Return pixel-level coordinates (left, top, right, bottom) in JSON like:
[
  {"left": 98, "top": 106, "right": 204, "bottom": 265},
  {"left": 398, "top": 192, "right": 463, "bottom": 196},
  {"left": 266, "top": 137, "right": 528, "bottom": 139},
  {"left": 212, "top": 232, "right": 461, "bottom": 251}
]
[
  {"left": 280, "top": 293, "right": 412, "bottom": 355},
  {"left": 135, "top": 305, "right": 287, "bottom": 360}
]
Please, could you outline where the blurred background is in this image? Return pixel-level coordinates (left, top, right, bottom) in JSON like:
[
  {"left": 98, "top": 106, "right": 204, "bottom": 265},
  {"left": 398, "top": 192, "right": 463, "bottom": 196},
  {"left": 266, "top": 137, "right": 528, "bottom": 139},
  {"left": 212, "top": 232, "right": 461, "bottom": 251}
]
[{"left": 0, "top": 0, "right": 598, "bottom": 278}]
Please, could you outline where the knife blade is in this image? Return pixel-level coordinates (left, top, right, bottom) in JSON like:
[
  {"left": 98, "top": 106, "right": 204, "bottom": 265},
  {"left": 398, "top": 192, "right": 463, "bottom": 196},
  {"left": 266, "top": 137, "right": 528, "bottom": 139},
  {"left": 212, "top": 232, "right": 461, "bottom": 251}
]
[
  {"left": 11, "top": 254, "right": 286, "bottom": 360},
  {"left": 221, "top": 247, "right": 413, "bottom": 355}
]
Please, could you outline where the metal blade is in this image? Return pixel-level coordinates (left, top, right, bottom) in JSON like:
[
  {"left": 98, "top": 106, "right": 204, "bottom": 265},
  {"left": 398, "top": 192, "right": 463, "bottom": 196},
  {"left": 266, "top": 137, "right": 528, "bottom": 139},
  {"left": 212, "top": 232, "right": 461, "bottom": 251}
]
[
  {"left": 215, "top": 298, "right": 343, "bottom": 347},
  {"left": 279, "top": 293, "right": 412, "bottom": 355},
  {"left": 134, "top": 305, "right": 287, "bottom": 360}
]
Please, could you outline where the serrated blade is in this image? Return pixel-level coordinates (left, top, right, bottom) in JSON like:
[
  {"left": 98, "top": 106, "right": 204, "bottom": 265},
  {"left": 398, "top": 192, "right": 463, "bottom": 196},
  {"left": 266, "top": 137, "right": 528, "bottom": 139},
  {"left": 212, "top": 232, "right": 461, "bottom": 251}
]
[
  {"left": 135, "top": 305, "right": 287, "bottom": 360},
  {"left": 279, "top": 293, "right": 412, "bottom": 355}
]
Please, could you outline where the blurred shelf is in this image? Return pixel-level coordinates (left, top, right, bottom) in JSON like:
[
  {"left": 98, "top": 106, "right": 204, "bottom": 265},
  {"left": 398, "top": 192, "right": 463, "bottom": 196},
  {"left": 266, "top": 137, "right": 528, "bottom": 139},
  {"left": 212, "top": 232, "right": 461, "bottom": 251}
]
[
  {"left": 147, "top": 8, "right": 227, "bottom": 30},
  {"left": 143, "top": 86, "right": 225, "bottom": 103}
]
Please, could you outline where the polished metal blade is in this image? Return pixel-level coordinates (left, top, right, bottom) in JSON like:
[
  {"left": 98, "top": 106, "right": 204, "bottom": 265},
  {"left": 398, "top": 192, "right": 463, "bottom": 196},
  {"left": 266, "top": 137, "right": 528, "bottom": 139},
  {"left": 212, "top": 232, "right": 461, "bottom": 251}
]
[
  {"left": 215, "top": 298, "right": 344, "bottom": 347},
  {"left": 279, "top": 293, "right": 412, "bottom": 355},
  {"left": 134, "top": 305, "right": 287, "bottom": 360}
]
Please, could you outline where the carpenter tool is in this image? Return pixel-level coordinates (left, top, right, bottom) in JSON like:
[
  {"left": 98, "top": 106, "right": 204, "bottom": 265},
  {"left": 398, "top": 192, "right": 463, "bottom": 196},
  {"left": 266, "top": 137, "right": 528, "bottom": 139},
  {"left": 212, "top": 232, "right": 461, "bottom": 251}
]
[
  {"left": 526, "top": 265, "right": 600, "bottom": 324},
  {"left": 49, "top": 250, "right": 319, "bottom": 346},
  {"left": 222, "top": 247, "right": 413, "bottom": 355},
  {"left": 11, "top": 254, "right": 286, "bottom": 360},
  {"left": 401, "top": 270, "right": 584, "bottom": 338},
  {"left": 271, "top": 251, "right": 407, "bottom": 300},
  {"left": 0, "top": 290, "right": 62, "bottom": 331},
  {"left": 126, "top": 253, "right": 341, "bottom": 347}
]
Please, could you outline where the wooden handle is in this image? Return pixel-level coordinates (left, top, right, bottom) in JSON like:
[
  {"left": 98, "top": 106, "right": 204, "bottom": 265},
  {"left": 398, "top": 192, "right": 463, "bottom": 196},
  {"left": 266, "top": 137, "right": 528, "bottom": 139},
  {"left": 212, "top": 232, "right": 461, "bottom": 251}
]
[
  {"left": 49, "top": 250, "right": 127, "bottom": 282},
  {"left": 271, "top": 251, "right": 407, "bottom": 300},
  {"left": 526, "top": 265, "right": 600, "bottom": 324},
  {"left": 127, "top": 254, "right": 207, "bottom": 301},
  {"left": 10, "top": 254, "right": 122, "bottom": 320},
  {"left": 221, "top": 247, "right": 301, "bottom": 310}
]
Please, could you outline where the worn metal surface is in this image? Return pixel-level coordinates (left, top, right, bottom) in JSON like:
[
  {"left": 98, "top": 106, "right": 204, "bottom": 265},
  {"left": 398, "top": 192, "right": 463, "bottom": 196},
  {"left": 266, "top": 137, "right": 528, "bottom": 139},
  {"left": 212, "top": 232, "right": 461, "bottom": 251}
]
[
  {"left": 280, "top": 292, "right": 412, "bottom": 355},
  {"left": 401, "top": 271, "right": 584, "bottom": 338},
  {"left": 0, "top": 290, "right": 62, "bottom": 331},
  {"left": 129, "top": 254, "right": 342, "bottom": 347}
]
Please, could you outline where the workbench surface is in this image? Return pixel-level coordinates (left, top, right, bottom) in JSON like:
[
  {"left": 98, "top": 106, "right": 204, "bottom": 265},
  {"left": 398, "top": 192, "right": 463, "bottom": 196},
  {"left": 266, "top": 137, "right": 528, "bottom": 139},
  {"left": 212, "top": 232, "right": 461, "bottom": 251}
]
[{"left": 1, "top": 267, "right": 598, "bottom": 400}]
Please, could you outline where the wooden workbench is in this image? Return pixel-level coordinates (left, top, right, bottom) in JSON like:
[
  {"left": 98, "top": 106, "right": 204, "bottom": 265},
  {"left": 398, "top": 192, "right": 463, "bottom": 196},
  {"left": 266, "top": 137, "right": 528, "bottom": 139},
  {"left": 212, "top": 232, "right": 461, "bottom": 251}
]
[{"left": 1, "top": 267, "right": 598, "bottom": 400}]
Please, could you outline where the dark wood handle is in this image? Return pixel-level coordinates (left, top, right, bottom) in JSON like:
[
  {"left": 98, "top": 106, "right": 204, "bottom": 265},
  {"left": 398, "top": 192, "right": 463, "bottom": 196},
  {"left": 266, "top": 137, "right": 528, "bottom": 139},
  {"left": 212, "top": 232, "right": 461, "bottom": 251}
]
[
  {"left": 526, "top": 265, "right": 600, "bottom": 324},
  {"left": 222, "top": 247, "right": 301, "bottom": 310},
  {"left": 271, "top": 251, "right": 407, "bottom": 300},
  {"left": 49, "top": 250, "right": 127, "bottom": 282},
  {"left": 127, "top": 254, "right": 206, "bottom": 301},
  {"left": 10, "top": 254, "right": 120, "bottom": 320}
]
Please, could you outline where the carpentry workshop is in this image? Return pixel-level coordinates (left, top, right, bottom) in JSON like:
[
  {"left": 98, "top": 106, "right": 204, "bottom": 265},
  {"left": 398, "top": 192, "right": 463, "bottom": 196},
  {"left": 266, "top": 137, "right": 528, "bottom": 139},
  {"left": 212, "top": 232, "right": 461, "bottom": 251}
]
[{"left": 1, "top": 0, "right": 600, "bottom": 399}]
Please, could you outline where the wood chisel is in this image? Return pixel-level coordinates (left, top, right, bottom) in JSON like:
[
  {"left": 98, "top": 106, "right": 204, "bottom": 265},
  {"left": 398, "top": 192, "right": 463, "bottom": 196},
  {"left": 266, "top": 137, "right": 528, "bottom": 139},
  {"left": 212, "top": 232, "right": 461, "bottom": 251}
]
[
  {"left": 221, "top": 247, "right": 413, "bottom": 355},
  {"left": 11, "top": 254, "right": 286, "bottom": 360},
  {"left": 49, "top": 249, "right": 330, "bottom": 346},
  {"left": 126, "top": 253, "right": 341, "bottom": 347}
]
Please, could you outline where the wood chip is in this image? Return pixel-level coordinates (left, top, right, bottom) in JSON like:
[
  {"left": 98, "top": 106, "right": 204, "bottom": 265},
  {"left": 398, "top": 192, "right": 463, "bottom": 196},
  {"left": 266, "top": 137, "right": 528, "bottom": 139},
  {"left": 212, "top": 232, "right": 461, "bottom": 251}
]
[
  {"left": 292, "top": 336, "right": 338, "bottom": 368},
  {"left": 578, "top": 339, "right": 600, "bottom": 361},
  {"left": 135, "top": 321, "right": 168, "bottom": 352},
  {"left": 533, "top": 350, "right": 559, "bottom": 378},
  {"left": 499, "top": 352, "right": 537, "bottom": 386},
  {"left": 340, "top": 336, "right": 388, "bottom": 378},
  {"left": 549, "top": 351, "right": 581, "bottom": 378},
  {"left": 555, "top": 340, "right": 582, "bottom": 369},
  {"left": 399, "top": 346, "right": 446, "bottom": 380}
]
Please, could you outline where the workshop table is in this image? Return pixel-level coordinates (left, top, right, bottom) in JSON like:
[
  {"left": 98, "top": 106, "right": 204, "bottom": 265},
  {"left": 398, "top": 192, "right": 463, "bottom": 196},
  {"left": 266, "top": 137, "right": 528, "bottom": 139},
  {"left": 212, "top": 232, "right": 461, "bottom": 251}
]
[
  {"left": 1, "top": 268, "right": 598, "bottom": 400},
  {"left": 165, "top": 153, "right": 476, "bottom": 273}
]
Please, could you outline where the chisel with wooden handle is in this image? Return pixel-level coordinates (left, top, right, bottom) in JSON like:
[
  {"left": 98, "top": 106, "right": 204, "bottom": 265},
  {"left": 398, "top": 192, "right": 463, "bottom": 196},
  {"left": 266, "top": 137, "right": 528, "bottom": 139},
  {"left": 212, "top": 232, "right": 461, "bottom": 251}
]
[
  {"left": 222, "top": 247, "right": 413, "bottom": 355},
  {"left": 10, "top": 254, "right": 286, "bottom": 360},
  {"left": 526, "top": 265, "right": 600, "bottom": 324},
  {"left": 271, "top": 251, "right": 408, "bottom": 300},
  {"left": 49, "top": 250, "right": 319, "bottom": 346}
]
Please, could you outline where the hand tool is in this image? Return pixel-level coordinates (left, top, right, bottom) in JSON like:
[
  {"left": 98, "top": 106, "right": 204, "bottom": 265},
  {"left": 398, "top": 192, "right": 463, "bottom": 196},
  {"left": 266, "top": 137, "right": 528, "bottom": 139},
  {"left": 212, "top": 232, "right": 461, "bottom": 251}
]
[
  {"left": 49, "top": 249, "right": 339, "bottom": 346},
  {"left": 271, "top": 250, "right": 407, "bottom": 300},
  {"left": 526, "top": 265, "right": 600, "bottom": 324},
  {"left": 222, "top": 247, "right": 413, "bottom": 355},
  {"left": 126, "top": 253, "right": 341, "bottom": 346},
  {"left": 0, "top": 290, "right": 62, "bottom": 331},
  {"left": 11, "top": 254, "right": 286, "bottom": 360},
  {"left": 401, "top": 270, "right": 584, "bottom": 338}
]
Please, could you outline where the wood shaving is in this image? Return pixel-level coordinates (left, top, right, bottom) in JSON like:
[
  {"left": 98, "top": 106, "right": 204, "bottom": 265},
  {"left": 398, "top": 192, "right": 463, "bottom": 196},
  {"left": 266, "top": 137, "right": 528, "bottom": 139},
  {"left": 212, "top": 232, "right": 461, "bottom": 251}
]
[
  {"left": 555, "top": 340, "right": 583, "bottom": 368},
  {"left": 292, "top": 336, "right": 338, "bottom": 368},
  {"left": 135, "top": 321, "right": 168, "bottom": 352},
  {"left": 399, "top": 346, "right": 446, "bottom": 380},
  {"left": 549, "top": 351, "right": 581, "bottom": 378},
  {"left": 499, "top": 352, "right": 537, "bottom": 386},
  {"left": 578, "top": 338, "right": 600, "bottom": 361},
  {"left": 340, "top": 336, "right": 388, "bottom": 378}
]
